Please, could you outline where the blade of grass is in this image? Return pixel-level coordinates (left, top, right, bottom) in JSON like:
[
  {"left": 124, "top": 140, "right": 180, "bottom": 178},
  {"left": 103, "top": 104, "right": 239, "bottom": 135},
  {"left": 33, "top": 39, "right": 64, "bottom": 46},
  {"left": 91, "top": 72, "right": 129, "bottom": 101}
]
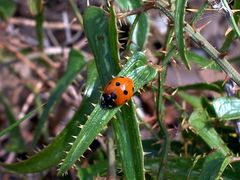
[
  {"left": 0, "top": 62, "right": 100, "bottom": 173},
  {"left": 0, "top": 104, "right": 45, "bottom": 138},
  {"left": 33, "top": 49, "right": 86, "bottom": 146},
  {"left": 190, "top": 1, "right": 208, "bottom": 25},
  {"left": 0, "top": 93, "right": 25, "bottom": 153},
  {"left": 175, "top": 0, "right": 191, "bottom": 70},
  {"left": 27, "top": 0, "right": 44, "bottom": 49}
]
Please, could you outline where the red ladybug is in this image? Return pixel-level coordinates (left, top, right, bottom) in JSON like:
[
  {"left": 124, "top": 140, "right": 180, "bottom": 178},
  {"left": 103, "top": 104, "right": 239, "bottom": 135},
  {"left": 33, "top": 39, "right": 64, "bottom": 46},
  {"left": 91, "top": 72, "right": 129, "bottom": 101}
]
[{"left": 101, "top": 76, "right": 134, "bottom": 108}]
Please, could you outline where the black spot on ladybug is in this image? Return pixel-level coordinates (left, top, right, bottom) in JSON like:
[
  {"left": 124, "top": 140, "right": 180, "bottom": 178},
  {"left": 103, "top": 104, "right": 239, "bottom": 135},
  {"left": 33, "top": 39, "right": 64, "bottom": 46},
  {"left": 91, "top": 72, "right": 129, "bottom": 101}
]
[
  {"left": 108, "top": 81, "right": 111, "bottom": 85},
  {"left": 116, "top": 82, "right": 120, "bottom": 86},
  {"left": 132, "top": 87, "right": 134, "bottom": 92},
  {"left": 111, "top": 92, "right": 117, "bottom": 99},
  {"left": 123, "top": 90, "right": 128, "bottom": 95},
  {"left": 120, "top": 76, "right": 124, "bottom": 78},
  {"left": 101, "top": 93, "right": 116, "bottom": 108}
]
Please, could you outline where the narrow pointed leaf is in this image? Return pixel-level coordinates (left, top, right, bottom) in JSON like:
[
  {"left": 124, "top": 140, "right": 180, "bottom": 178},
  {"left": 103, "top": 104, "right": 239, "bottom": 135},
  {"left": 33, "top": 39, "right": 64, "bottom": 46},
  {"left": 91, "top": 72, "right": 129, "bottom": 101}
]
[
  {"left": 175, "top": 0, "right": 191, "bottom": 70},
  {"left": 189, "top": 110, "right": 231, "bottom": 156},
  {"left": 58, "top": 52, "right": 157, "bottom": 174},
  {"left": 33, "top": 49, "right": 86, "bottom": 145},
  {"left": 0, "top": 62, "right": 99, "bottom": 173}
]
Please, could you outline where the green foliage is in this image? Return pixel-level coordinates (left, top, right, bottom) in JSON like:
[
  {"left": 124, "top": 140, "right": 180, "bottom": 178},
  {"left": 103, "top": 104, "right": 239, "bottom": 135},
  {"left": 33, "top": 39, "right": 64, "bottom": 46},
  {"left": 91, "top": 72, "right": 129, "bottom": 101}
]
[
  {"left": 33, "top": 49, "right": 86, "bottom": 145},
  {"left": 1, "top": 0, "right": 240, "bottom": 179},
  {"left": 0, "top": 0, "right": 16, "bottom": 20}
]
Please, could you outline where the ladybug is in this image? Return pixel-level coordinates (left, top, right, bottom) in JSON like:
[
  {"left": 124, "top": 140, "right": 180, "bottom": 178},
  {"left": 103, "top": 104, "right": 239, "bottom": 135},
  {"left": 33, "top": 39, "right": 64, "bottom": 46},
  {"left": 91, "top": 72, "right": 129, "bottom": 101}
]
[{"left": 101, "top": 76, "right": 134, "bottom": 108}]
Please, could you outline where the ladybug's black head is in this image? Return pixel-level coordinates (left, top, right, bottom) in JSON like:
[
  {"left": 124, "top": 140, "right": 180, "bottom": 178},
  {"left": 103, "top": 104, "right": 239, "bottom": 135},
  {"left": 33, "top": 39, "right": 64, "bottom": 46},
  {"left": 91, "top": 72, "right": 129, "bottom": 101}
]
[{"left": 101, "top": 93, "right": 117, "bottom": 109}]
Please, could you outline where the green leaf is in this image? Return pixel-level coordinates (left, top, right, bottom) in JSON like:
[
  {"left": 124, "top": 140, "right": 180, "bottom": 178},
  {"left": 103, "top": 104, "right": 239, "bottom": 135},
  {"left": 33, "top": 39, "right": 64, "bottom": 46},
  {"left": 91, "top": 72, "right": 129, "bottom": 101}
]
[
  {"left": 0, "top": 93, "right": 24, "bottom": 153},
  {"left": 27, "top": 0, "right": 43, "bottom": 15},
  {"left": 190, "top": 1, "right": 208, "bottom": 25},
  {"left": 83, "top": 6, "right": 120, "bottom": 85},
  {"left": 27, "top": 0, "right": 44, "bottom": 48},
  {"left": 115, "top": 0, "right": 149, "bottom": 51},
  {"left": 58, "top": 52, "right": 157, "bottom": 174},
  {"left": 115, "top": 0, "right": 141, "bottom": 9},
  {"left": 177, "top": 91, "right": 202, "bottom": 109},
  {"left": 189, "top": 110, "right": 231, "bottom": 156},
  {"left": 0, "top": 104, "right": 44, "bottom": 138},
  {"left": 186, "top": 51, "right": 221, "bottom": 71},
  {"left": 33, "top": 49, "right": 86, "bottom": 145},
  {"left": 221, "top": 0, "right": 240, "bottom": 38},
  {"left": 0, "top": 62, "right": 100, "bottom": 173},
  {"left": 200, "top": 151, "right": 231, "bottom": 180},
  {"left": 0, "top": 0, "right": 16, "bottom": 20},
  {"left": 77, "top": 160, "right": 108, "bottom": 180},
  {"left": 176, "top": 81, "right": 223, "bottom": 94},
  {"left": 220, "top": 0, "right": 240, "bottom": 52},
  {"left": 175, "top": 0, "right": 191, "bottom": 70},
  {"left": 213, "top": 97, "right": 240, "bottom": 120},
  {"left": 84, "top": 6, "right": 146, "bottom": 179}
]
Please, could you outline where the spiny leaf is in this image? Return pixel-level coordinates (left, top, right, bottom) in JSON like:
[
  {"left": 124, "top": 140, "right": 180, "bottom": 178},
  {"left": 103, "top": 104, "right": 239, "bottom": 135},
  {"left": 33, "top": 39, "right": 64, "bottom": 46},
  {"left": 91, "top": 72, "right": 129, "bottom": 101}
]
[{"left": 58, "top": 52, "right": 157, "bottom": 174}]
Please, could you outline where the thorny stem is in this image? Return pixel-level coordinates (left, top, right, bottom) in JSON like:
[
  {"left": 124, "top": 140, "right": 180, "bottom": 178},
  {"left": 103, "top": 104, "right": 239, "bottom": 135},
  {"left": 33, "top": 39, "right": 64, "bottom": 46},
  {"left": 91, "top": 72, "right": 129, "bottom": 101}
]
[
  {"left": 156, "top": 46, "right": 175, "bottom": 180},
  {"left": 117, "top": 1, "right": 156, "bottom": 19},
  {"left": 156, "top": 1, "right": 240, "bottom": 86}
]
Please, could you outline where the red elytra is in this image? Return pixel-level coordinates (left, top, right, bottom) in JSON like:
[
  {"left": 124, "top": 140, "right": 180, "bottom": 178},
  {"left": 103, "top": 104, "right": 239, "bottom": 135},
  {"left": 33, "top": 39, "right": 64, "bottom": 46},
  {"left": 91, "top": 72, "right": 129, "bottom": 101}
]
[{"left": 101, "top": 76, "right": 134, "bottom": 108}]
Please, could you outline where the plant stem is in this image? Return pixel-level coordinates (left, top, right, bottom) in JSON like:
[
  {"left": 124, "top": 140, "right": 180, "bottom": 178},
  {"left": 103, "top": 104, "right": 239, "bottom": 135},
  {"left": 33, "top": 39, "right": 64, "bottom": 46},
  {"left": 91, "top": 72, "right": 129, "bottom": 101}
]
[
  {"left": 156, "top": 1, "right": 240, "bottom": 86},
  {"left": 156, "top": 46, "right": 174, "bottom": 180}
]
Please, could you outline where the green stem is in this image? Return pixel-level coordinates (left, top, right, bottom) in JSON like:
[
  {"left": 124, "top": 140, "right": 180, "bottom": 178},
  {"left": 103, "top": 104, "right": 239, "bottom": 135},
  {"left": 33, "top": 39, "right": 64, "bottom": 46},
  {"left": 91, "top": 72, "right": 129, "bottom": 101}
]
[
  {"left": 156, "top": 46, "right": 174, "bottom": 180},
  {"left": 156, "top": 1, "right": 240, "bottom": 86},
  {"left": 68, "top": 0, "right": 83, "bottom": 26}
]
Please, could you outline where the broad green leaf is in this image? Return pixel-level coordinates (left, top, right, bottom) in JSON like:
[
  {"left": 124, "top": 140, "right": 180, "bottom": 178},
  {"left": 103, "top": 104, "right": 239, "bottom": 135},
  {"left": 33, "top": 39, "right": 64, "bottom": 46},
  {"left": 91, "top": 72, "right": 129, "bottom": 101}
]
[
  {"left": 213, "top": 97, "right": 240, "bottom": 120},
  {"left": 0, "top": 0, "right": 16, "bottom": 20},
  {"left": 33, "top": 49, "right": 86, "bottom": 145},
  {"left": 175, "top": 0, "right": 191, "bottom": 70},
  {"left": 189, "top": 110, "right": 231, "bottom": 156},
  {"left": 83, "top": 6, "right": 120, "bottom": 85},
  {"left": 200, "top": 151, "right": 231, "bottom": 180},
  {"left": 0, "top": 62, "right": 100, "bottom": 173},
  {"left": 58, "top": 52, "right": 157, "bottom": 174}
]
